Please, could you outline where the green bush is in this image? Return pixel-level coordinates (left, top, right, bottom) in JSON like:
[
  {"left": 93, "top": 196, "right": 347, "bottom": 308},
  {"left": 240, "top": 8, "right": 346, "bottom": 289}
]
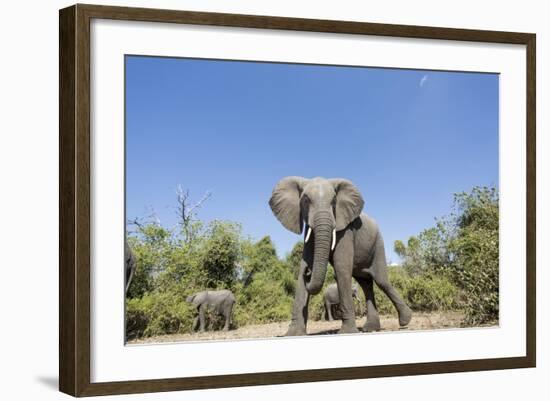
[
  {"left": 452, "top": 228, "right": 499, "bottom": 325},
  {"left": 393, "top": 186, "right": 499, "bottom": 325},
  {"left": 233, "top": 271, "right": 293, "bottom": 325},
  {"left": 126, "top": 291, "right": 195, "bottom": 339}
]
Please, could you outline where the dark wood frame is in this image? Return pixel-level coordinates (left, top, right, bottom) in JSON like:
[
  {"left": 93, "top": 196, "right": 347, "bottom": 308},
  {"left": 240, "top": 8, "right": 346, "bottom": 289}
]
[{"left": 59, "top": 3, "right": 536, "bottom": 397}]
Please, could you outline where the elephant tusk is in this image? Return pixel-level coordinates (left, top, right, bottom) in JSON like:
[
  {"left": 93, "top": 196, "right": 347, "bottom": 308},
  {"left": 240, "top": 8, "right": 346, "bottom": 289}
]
[
  {"left": 304, "top": 226, "right": 312, "bottom": 243},
  {"left": 331, "top": 229, "right": 336, "bottom": 251}
]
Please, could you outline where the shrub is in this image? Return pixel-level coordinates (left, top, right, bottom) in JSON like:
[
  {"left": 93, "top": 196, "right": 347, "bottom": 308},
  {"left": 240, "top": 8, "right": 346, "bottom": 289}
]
[
  {"left": 392, "top": 186, "right": 499, "bottom": 325},
  {"left": 452, "top": 228, "right": 499, "bottom": 325},
  {"left": 126, "top": 291, "right": 195, "bottom": 339},
  {"left": 233, "top": 271, "right": 293, "bottom": 325}
]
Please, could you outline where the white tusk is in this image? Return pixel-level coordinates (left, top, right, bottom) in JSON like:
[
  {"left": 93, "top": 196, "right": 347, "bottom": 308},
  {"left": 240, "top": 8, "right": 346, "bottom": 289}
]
[
  {"left": 304, "top": 226, "right": 312, "bottom": 243},
  {"left": 331, "top": 229, "right": 337, "bottom": 251}
]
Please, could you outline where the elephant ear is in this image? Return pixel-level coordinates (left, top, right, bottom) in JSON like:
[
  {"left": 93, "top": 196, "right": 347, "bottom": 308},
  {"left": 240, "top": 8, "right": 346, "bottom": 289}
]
[
  {"left": 330, "top": 179, "right": 364, "bottom": 231},
  {"left": 269, "top": 176, "right": 308, "bottom": 234}
]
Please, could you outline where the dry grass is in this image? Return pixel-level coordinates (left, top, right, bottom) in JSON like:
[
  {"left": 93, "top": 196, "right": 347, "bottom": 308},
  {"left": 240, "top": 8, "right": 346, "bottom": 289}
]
[{"left": 127, "top": 311, "right": 482, "bottom": 345}]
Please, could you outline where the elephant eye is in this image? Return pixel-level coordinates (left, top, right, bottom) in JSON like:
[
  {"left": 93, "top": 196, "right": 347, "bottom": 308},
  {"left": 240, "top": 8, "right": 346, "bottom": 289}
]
[{"left": 302, "top": 195, "right": 310, "bottom": 204}]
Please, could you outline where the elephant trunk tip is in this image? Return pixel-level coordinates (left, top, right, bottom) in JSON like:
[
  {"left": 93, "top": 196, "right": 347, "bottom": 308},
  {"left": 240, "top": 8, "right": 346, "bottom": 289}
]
[{"left": 305, "top": 281, "right": 324, "bottom": 295}]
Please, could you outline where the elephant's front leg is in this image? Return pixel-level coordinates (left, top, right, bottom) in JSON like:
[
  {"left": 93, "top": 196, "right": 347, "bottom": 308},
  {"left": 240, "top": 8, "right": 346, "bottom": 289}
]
[
  {"left": 333, "top": 231, "right": 359, "bottom": 334},
  {"left": 286, "top": 259, "right": 310, "bottom": 336}
]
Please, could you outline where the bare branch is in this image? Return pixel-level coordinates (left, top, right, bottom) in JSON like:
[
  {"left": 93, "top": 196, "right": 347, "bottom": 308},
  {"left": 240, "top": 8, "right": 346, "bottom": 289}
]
[
  {"left": 186, "top": 191, "right": 212, "bottom": 217},
  {"left": 173, "top": 184, "right": 212, "bottom": 243},
  {"left": 127, "top": 217, "right": 144, "bottom": 229}
]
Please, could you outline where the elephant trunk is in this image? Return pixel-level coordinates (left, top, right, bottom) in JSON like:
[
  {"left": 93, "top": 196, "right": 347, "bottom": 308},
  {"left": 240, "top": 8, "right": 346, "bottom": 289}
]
[{"left": 305, "top": 211, "right": 333, "bottom": 295}]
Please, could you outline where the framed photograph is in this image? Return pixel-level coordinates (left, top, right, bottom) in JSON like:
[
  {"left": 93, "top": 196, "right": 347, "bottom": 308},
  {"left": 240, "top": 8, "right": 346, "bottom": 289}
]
[{"left": 59, "top": 4, "right": 536, "bottom": 397}]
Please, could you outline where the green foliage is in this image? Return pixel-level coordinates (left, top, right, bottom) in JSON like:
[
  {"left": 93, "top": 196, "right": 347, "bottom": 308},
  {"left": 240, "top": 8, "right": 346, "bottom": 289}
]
[
  {"left": 285, "top": 241, "right": 304, "bottom": 278},
  {"left": 234, "top": 271, "right": 293, "bottom": 325},
  {"left": 393, "top": 186, "right": 499, "bottom": 325},
  {"left": 451, "top": 188, "right": 499, "bottom": 325},
  {"left": 126, "top": 219, "right": 302, "bottom": 339},
  {"left": 201, "top": 221, "right": 241, "bottom": 288},
  {"left": 126, "top": 225, "right": 173, "bottom": 298},
  {"left": 126, "top": 291, "right": 195, "bottom": 338},
  {"left": 234, "top": 237, "right": 297, "bottom": 325}
]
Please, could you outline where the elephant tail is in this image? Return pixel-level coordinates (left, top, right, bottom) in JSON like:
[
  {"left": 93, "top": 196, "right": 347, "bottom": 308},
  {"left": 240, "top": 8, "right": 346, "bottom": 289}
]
[{"left": 186, "top": 294, "right": 196, "bottom": 303}]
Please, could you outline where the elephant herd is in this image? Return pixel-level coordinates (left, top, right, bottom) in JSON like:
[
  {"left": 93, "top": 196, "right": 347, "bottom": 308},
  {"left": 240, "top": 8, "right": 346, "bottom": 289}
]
[{"left": 125, "top": 176, "right": 412, "bottom": 336}]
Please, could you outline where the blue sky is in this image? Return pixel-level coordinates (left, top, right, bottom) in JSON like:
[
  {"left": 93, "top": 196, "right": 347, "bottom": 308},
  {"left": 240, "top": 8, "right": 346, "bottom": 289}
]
[{"left": 125, "top": 56, "right": 499, "bottom": 262}]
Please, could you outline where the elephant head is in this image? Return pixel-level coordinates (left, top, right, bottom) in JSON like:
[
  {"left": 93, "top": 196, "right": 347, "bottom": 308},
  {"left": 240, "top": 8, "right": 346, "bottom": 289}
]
[{"left": 269, "top": 177, "right": 364, "bottom": 295}]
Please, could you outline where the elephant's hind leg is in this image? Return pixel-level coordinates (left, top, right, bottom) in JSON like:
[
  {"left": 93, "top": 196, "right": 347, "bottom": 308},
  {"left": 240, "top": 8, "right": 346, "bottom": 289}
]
[
  {"left": 192, "top": 315, "right": 200, "bottom": 332},
  {"left": 370, "top": 236, "right": 412, "bottom": 327},
  {"left": 223, "top": 300, "right": 234, "bottom": 331},
  {"left": 356, "top": 277, "right": 381, "bottom": 332}
]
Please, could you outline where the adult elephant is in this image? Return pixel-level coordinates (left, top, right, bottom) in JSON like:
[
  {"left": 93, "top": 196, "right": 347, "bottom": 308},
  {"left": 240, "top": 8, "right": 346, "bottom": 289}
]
[
  {"left": 324, "top": 282, "right": 360, "bottom": 321},
  {"left": 125, "top": 240, "right": 136, "bottom": 295},
  {"left": 186, "top": 290, "right": 235, "bottom": 332},
  {"left": 269, "top": 176, "right": 412, "bottom": 335}
]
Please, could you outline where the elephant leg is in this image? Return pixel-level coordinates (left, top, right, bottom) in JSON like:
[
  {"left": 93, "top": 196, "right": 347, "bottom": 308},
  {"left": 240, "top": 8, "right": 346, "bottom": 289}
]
[
  {"left": 223, "top": 303, "right": 232, "bottom": 331},
  {"left": 198, "top": 304, "right": 207, "bottom": 332},
  {"left": 192, "top": 315, "right": 200, "bottom": 332},
  {"left": 334, "top": 272, "right": 359, "bottom": 333},
  {"left": 356, "top": 277, "right": 381, "bottom": 332},
  {"left": 333, "top": 239, "right": 359, "bottom": 333},
  {"left": 223, "top": 316, "right": 230, "bottom": 331},
  {"left": 286, "top": 259, "right": 310, "bottom": 336},
  {"left": 370, "top": 237, "right": 412, "bottom": 327},
  {"left": 325, "top": 300, "right": 334, "bottom": 321}
]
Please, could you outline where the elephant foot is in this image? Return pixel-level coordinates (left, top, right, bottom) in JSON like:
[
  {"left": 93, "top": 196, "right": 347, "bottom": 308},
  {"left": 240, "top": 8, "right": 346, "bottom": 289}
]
[
  {"left": 338, "top": 320, "right": 359, "bottom": 334},
  {"left": 286, "top": 324, "right": 307, "bottom": 337},
  {"left": 398, "top": 306, "right": 413, "bottom": 327},
  {"left": 363, "top": 319, "right": 381, "bottom": 332}
]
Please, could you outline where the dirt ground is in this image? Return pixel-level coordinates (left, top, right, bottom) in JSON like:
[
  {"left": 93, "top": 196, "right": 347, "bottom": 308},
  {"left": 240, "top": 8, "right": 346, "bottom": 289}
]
[{"left": 128, "top": 311, "right": 470, "bottom": 345}]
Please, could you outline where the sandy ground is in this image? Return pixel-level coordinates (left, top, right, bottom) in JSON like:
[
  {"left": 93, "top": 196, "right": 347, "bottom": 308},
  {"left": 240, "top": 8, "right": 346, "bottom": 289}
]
[{"left": 128, "top": 311, "right": 471, "bottom": 345}]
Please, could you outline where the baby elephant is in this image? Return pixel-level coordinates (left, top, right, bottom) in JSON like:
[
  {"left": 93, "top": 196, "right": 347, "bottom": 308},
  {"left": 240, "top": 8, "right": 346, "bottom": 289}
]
[
  {"left": 324, "top": 283, "right": 360, "bottom": 321},
  {"left": 186, "top": 290, "right": 235, "bottom": 332}
]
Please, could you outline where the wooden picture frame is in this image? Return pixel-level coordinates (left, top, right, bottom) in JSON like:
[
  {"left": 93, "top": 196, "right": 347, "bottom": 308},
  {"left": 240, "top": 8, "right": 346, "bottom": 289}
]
[{"left": 59, "top": 3, "right": 536, "bottom": 397}]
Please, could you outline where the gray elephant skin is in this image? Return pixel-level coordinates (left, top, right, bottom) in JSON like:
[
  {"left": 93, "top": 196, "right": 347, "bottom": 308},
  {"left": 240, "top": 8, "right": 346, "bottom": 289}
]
[
  {"left": 269, "top": 176, "right": 412, "bottom": 335},
  {"left": 186, "top": 290, "right": 236, "bottom": 332},
  {"left": 324, "top": 283, "right": 360, "bottom": 321},
  {"left": 125, "top": 240, "right": 136, "bottom": 295}
]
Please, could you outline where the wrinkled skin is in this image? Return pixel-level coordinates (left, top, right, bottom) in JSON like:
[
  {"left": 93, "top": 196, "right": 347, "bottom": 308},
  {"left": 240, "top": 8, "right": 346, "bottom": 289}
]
[
  {"left": 269, "top": 176, "right": 412, "bottom": 335},
  {"left": 186, "top": 290, "right": 236, "bottom": 332},
  {"left": 125, "top": 240, "right": 136, "bottom": 295},
  {"left": 324, "top": 283, "right": 360, "bottom": 321}
]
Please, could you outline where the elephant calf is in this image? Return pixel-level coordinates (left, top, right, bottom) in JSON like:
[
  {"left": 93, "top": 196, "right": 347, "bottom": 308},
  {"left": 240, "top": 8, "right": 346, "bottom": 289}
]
[
  {"left": 324, "top": 283, "right": 360, "bottom": 321},
  {"left": 186, "top": 290, "right": 235, "bottom": 332}
]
